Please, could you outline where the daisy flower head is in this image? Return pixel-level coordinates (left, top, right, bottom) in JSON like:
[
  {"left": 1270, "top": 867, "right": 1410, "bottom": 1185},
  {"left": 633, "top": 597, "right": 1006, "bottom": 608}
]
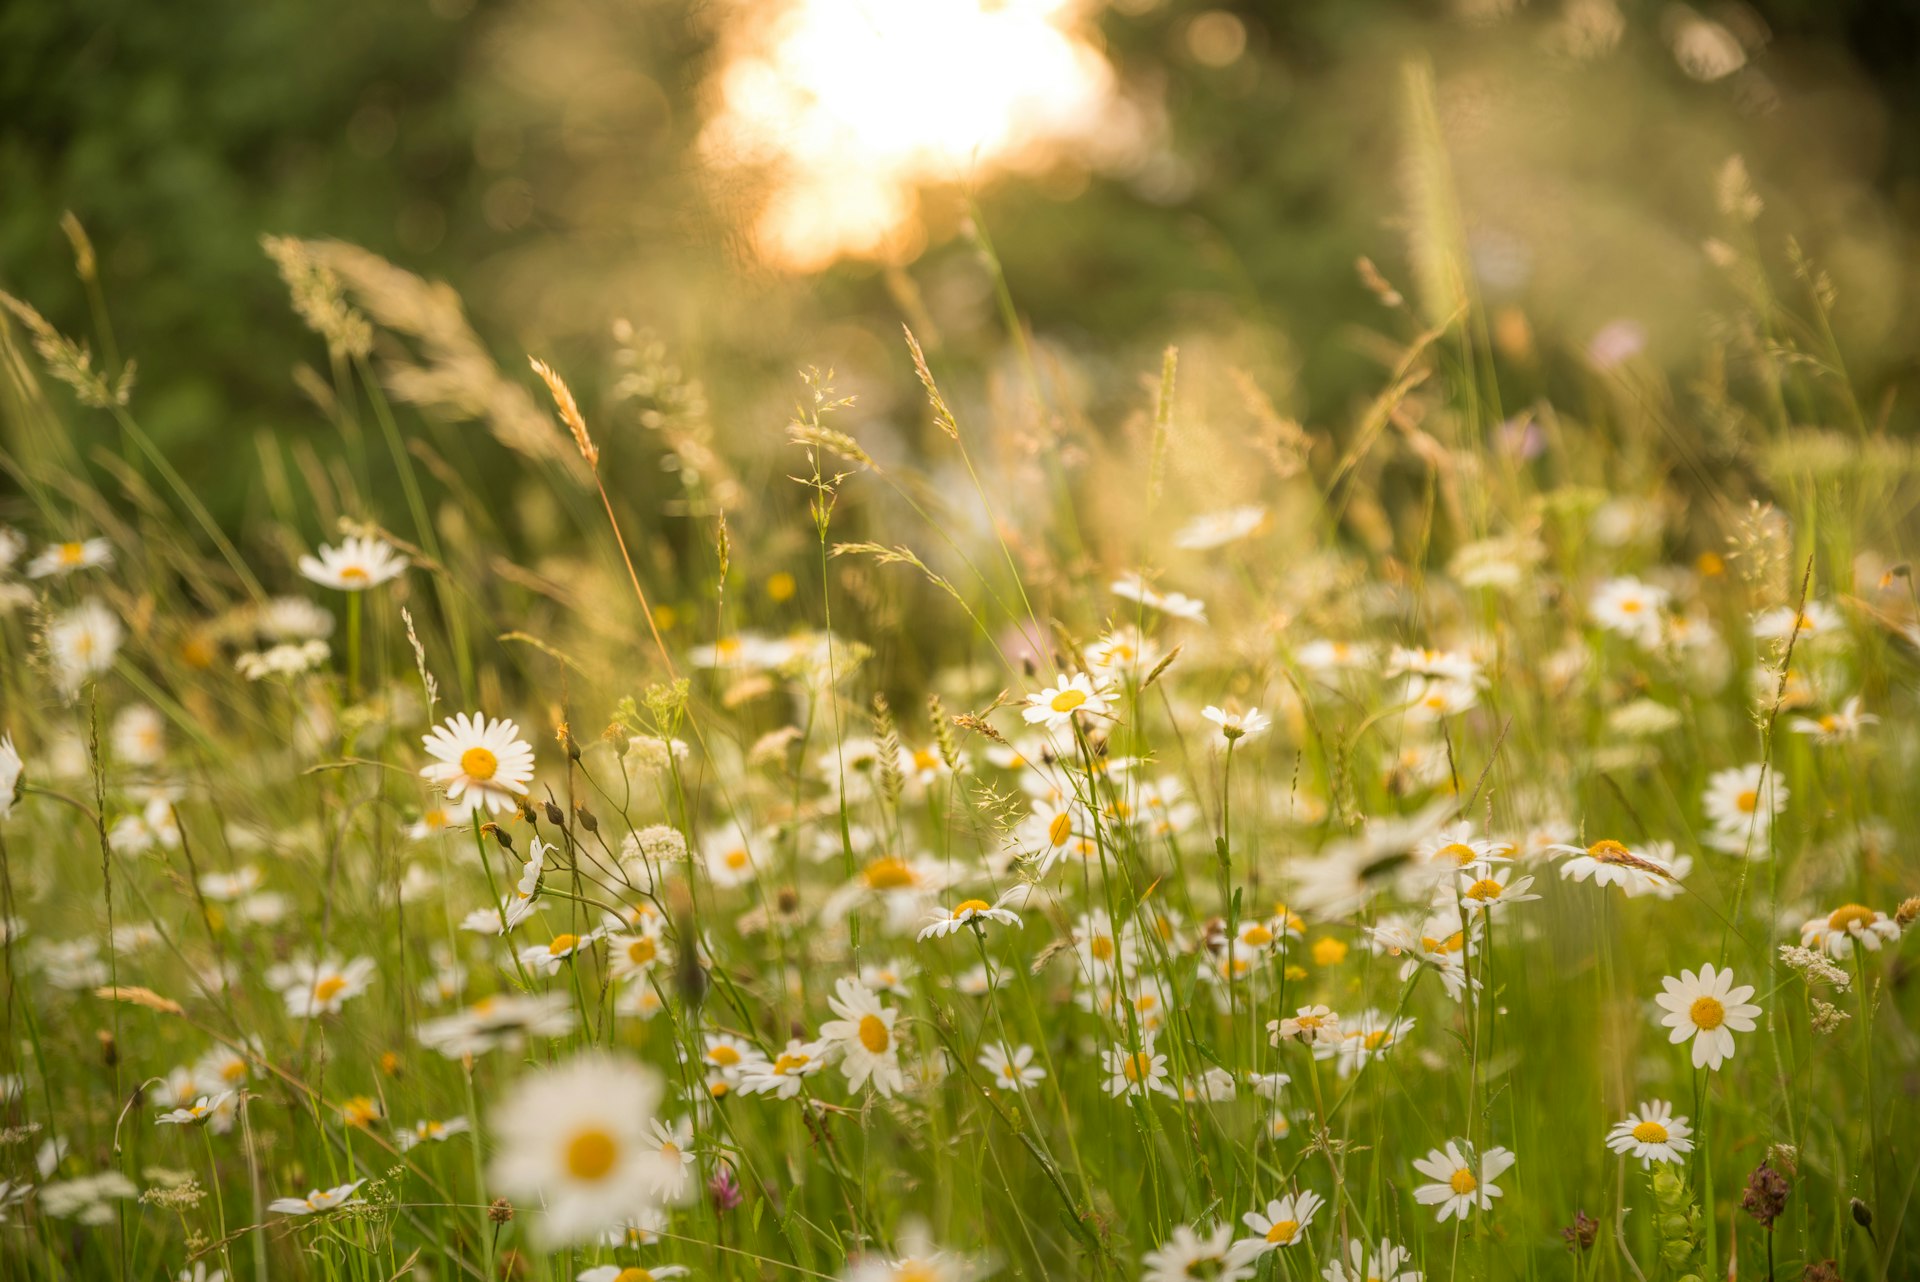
[
  {"left": 26, "top": 537, "right": 112, "bottom": 579},
  {"left": 1103, "top": 1034, "right": 1174, "bottom": 1098},
  {"left": 298, "top": 535, "right": 408, "bottom": 591},
  {"left": 396, "top": 1117, "right": 471, "bottom": 1151},
  {"left": 1416, "top": 824, "right": 1507, "bottom": 873},
  {"left": 917, "top": 889, "right": 1023, "bottom": 941},
  {"left": 1269, "top": 1005, "right": 1341, "bottom": 1046},
  {"left": 1323, "top": 1238, "right": 1421, "bottom": 1282},
  {"left": 420, "top": 713, "right": 534, "bottom": 815},
  {"left": 1113, "top": 574, "right": 1209, "bottom": 624},
  {"left": 271, "top": 955, "right": 376, "bottom": 1019},
  {"left": 1411, "top": 1141, "right": 1514, "bottom": 1222},
  {"left": 488, "top": 1052, "right": 673, "bottom": 1246},
  {"left": 1457, "top": 867, "right": 1539, "bottom": 915},
  {"left": 738, "top": 1039, "right": 828, "bottom": 1099},
  {"left": 701, "top": 824, "right": 762, "bottom": 889},
  {"left": 1173, "top": 505, "right": 1268, "bottom": 550},
  {"left": 1654, "top": 963, "right": 1760, "bottom": 1070},
  {"left": 269, "top": 1180, "right": 367, "bottom": 1216},
  {"left": 48, "top": 599, "right": 123, "bottom": 694},
  {"left": 500, "top": 838, "right": 549, "bottom": 932},
  {"left": 518, "top": 928, "right": 604, "bottom": 975},
  {"left": 700, "top": 1032, "right": 767, "bottom": 1086},
  {"left": 1086, "top": 626, "right": 1161, "bottom": 677},
  {"left": 1551, "top": 837, "right": 1684, "bottom": 896},
  {"left": 1590, "top": 576, "right": 1669, "bottom": 645},
  {"left": 1702, "top": 763, "right": 1786, "bottom": 839},
  {"left": 641, "top": 1117, "right": 696, "bottom": 1203},
  {"left": 1022, "top": 672, "right": 1112, "bottom": 730},
  {"left": 1799, "top": 903, "right": 1899, "bottom": 958},
  {"left": 1202, "top": 705, "right": 1270, "bottom": 744},
  {"left": 818, "top": 978, "right": 905, "bottom": 1096},
  {"left": 1752, "top": 600, "right": 1844, "bottom": 645},
  {"left": 978, "top": 1042, "right": 1046, "bottom": 1091},
  {"left": 1788, "top": 696, "right": 1877, "bottom": 744},
  {"left": 1142, "top": 1223, "right": 1251, "bottom": 1282},
  {"left": 1317, "top": 1010, "right": 1415, "bottom": 1077},
  {"left": 1404, "top": 675, "right": 1478, "bottom": 722},
  {"left": 578, "top": 1266, "right": 688, "bottom": 1282},
  {"left": 1231, "top": 1190, "right": 1325, "bottom": 1263},
  {"left": 155, "top": 1093, "right": 232, "bottom": 1126},
  {"left": 1605, "top": 1100, "right": 1693, "bottom": 1166}
]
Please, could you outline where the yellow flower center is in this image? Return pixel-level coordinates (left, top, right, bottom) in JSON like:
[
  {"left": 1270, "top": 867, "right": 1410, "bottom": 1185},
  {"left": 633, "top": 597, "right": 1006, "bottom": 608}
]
[
  {"left": 1088, "top": 936, "right": 1115, "bottom": 962},
  {"left": 1632, "top": 1120, "right": 1669, "bottom": 1144},
  {"left": 1587, "top": 839, "right": 1631, "bottom": 863},
  {"left": 913, "top": 749, "right": 939, "bottom": 771},
  {"left": 627, "top": 937, "right": 657, "bottom": 965},
  {"left": 1265, "top": 1219, "right": 1300, "bottom": 1245},
  {"left": 1620, "top": 598, "right": 1643, "bottom": 614},
  {"left": 1294, "top": 1013, "right": 1324, "bottom": 1029},
  {"left": 1421, "top": 931, "right": 1465, "bottom": 955},
  {"left": 857, "top": 1013, "right": 890, "bottom": 1054},
  {"left": 1735, "top": 789, "right": 1758, "bottom": 814},
  {"left": 708, "top": 1044, "right": 741, "bottom": 1067},
  {"left": 863, "top": 857, "right": 917, "bottom": 890},
  {"left": 1450, "top": 1168, "right": 1477, "bottom": 1195},
  {"left": 1048, "top": 812, "right": 1073, "bottom": 846},
  {"left": 1435, "top": 842, "right": 1478, "bottom": 865},
  {"left": 564, "top": 1127, "right": 618, "bottom": 1181},
  {"left": 313, "top": 975, "right": 348, "bottom": 1003},
  {"left": 951, "top": 898, "right": 992, "bottom": 918},
  {"left": 459, "top": 747, "right": 499, "bottom": 781},
  {"left": 1313, "top": 937, "right": 1348, "bottom": 966},
  {"left": 1827, "top": 903, "right": 1875, "bottom": 932},
  {"left": 1363, "top": 1029, "right": 1391, "bottom": 1050},
  {"left": 548, "top": 934, "right": 579, "bottom": 956},
  {"left": 1121, "top": 1051, "right": 1152, "bottom": 1082},
  {"left": 58, "top": 542, "right": 85, "bottom": 565},
  {"left": 1689, "top": 995, "right": 1726, "bottom": 1030},
  {"left": 1241, "top": 924, "right": 1274, "bottom": 947},
  {"left": 1049, "top": 688, "right": 1087, "bottom": 713},
  {"left": 613, "top": 1269, "right": 655, "bottom": 1282},
  {"left": 773, "top": 1051, "right": 811, "bottom": 1075},
  {"left": 724, "top": 849, "right": 750, "bottom": 869},
  {"left": 1464, "top": 878, "right": 1504, "bottom": 901},
  {"left": 338, "top": 565, "right": 370, "bottom": 583}
]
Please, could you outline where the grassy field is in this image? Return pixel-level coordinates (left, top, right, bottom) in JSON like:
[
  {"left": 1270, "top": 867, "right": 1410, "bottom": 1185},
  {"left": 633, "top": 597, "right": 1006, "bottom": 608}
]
[{"left": 0, "top": 80, "right": 1916, "bottom": 1282}]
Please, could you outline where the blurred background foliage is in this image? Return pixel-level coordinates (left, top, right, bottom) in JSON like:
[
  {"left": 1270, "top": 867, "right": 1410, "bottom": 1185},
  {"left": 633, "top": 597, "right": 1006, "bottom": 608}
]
[{"left": 5, "top": 0, "right": 1920, "bottom": 539}]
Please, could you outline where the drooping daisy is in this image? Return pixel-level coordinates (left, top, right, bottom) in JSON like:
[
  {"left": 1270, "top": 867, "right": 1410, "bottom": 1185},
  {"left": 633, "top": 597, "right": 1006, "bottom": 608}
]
[
  {"left": 1411, "top": 1142, "right": 1514, "bottom": 1221},
  {"left": 1653, "top": 963, "right": 1760, "bottom": 1070},
  {"left": 1456, "top": 867, "right": 1539, "bottom": 916},
  {"left": 1322, "top": 1237, "right": 1422, "bottom": 1282},
  {"left": 1269, "top": 1005, "right": 1341, "bottom": 1046},
  {"left": 1022, "top": 673, "right": 1112, "bottom": 730},
  {"left": 1605, "top": 1100, "right": 1693, "bottom": 1166},
  {"left": 1230, "top": 1190, "right": 1325, "bottom": 1264},
  {"left": 1201, "top": 705, "right": 1271, "bottom": 744},
  {"left": 297, "top": 535, "right": 408, "bottom": 591},
  {"left": 1799, "top": 904, "right": 1900, "bottom": 958},
  {"left": 489, "top": 1053, "right": 673, "bottom": 1246},
  {"left": 395, "top": 1117, "right": 471, "bottom": 1151},
  {"left": 26, "top": 538, "right": 112, "bottom": 579},
  {"left": 1551, "top": 838, "right": 1684, "bottom": 896},
  {"left": 818, "top": 978, "right": 905, "bottom": 1096},
  {"left": 738, "top": 1039, "right": 828, "bottom": 1099},
  {"left": 1787, "top": 696, "right": 1877, "bottom": 744},
  {"left": 1102, "top": 1034, "right": 1173, "bottom": 1098},
  {"left": 916, "top": 890, "right": 1023, "bottom": 941},
  {"left": 978, "top": 1042, "right": 1046, "bottom": 1092},
  {"left": 420, "top": 713, "right": 535, "bottom": 815},
  {"left": 1142, "top": 1223, "right": 1250, "bottom": 1282},
  {"left": 155, "top": 1093, "right": 232, "bottom": 1126},
  {"left": 499, "top": 838, "right": 549, "bottom": 933},
  {"left": 268, "top": 1180, "right": 367, "bottom": 1216}
]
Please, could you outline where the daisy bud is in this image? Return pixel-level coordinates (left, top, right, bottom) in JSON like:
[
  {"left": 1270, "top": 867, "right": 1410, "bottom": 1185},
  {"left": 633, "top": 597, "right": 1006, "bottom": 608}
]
[
  {"left": 543, "top": 801, "right": 566, "bottom": 827},
  {"left": 574, "top": 807, "right": 598, "bottom": 835},
  {"left": 484, "top": 823, "right": 514, "bottom": 853}
]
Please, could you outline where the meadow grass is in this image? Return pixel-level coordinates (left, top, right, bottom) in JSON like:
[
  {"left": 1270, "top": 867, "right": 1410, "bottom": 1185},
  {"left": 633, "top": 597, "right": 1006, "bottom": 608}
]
[{"left": 0, "top": 154, "right": 1914, "bottom": 1282}]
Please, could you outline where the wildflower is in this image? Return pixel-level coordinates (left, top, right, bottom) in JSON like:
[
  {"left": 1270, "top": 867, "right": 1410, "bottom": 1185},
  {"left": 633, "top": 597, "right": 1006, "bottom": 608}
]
[
  {"left": 1316, "top": 1010, "right": 1414, "bottom": 1077},
  {"left": 1324, "top": 1238, "right": 1421, "bottom": 1282},
  {"left": 1174, "top": 505, "right": 1268, "bottom": 550},
  {"left": 269, "top": 955, "right": 376, "bottom": 1019},
  {"left": 1114, "top": 574, "right": 1208, "bottom": 623},
  {"left": 1403, "top": 675, "right": 1478, "bottom": 721},
  {"left": 420, "top": 713, "right": 536, "bottom": 815},
  {"left": 738, "top": 1039, "right": 828, "bottom": 1098},
  {"left": 1561, "top": 1213, "right": 1601, "bottom": 1254},
  {"left": 642, "top": 1117, "right": 696, "bottom": 1202},
  {"left": 1788, "top": 696, "right": 1877, "bottom": 744},
  {"left": 1411, "top": 1142, "right": 1515, "bottom": 1221},
  {"left": 26, "top": 538, "right": 111, "bottom": 579},
  {"left": 577, "top": 1267, "right": 688, "bottom": 1282},
  {"left": 417, "top": 992, "right": 576, "bottom": 1058},
  {"left": 519, "top": 928, "right": 604, "bottom": 975},
  {"left": 1654, "top": 963, "right": 1760, "bottom": 1070},
  {"left": 269, "top": 1180, "right": 367, "bottom": 1216},
  {"left": 1269, "top": 1005, "right": 1341, "bottom": 1046},
  {"left": 396, "top": 1117, "right": 471, "bottom": 1151},
  {"left": 297, "top": 535, "right": 407, "bottom": 590},
  {"left": 1606, "top": 1101, "right": 1693, "bottom": 1165},
  {"left": 1551, "top": 838, "right": 1686, "bottom": 897},
  {"left": 1799, "top": 904, "right": 1900, "bottom": 958},
  {"left": 1416, "top": 825, "right": 1506, "bottom": 871},
  {"left": 701, "top": 824, "right": 762, "bottom": 888},
  {"left": 608, "top": 928, "right": 670, "bottom": 980},
  {"left": 1230, "top": 1190, "right": 1324, "bottom": 1263},
  {"left": 155, "top": 1094, "right": 232, "bottom": 1127},
  {"left": 1777, "top": 944, "right": 1850, "bottom": 990},
  {"left": 1752, "top": 601, "right": 1843, "bottom": 644},
  {"left": 41, "top": 1171, "right": 137, "bottom": 1224},
  {"left": 1102, "top": 1034, "right": 1173, "bottom": 1098},
  {"left": 1086, "top": 627, "right": 1161, "bottom": 677},
  {"left": 497, "top": 838, "right": 550, "bottom": 932},
  {"left": 1296, "top": 639, "right": 1375, "bottom": 674},
  {"left": 701, "top": 1032, "right": 768, "bottom": 1086},
  {"left": 1021, "top": 673, "right": 1112, "bottom": 730},
  {"left": 1740, "top": 1159, "right": 1791, "bottom": 1229},
  {"left": 1202, "top": 705, "right": 1270, "bottom": 744},
  {"left": 1701, "top": 763, "right": 1786, "bottom": 844},
  {"left": 818, "top": 977, "right": 905, "bottom": 1096},
  {"left": 1590, "top": 577, "right": 1669, "bottom": 645},
  {"left": 1385, "top": 645, "right": 1482, "bottom": 685},
  {"left": 978, "top": 1042, "right": 1046, "bottom": 1091},
  {"left": 48, "top": 599, "right": 122, "bottom": 693},
  {"left": 1457, "top": 867, "right": 1540, "bottom": 915},
  {"left": 1142, "top": 1223, "right": 1250, "bottom": 1282},
  {"left": 489, "top": 1053, "right": 674, "bottom": 1246},
  {"left": 916, "top": 890, "right": 1023, "bottom": 941}
]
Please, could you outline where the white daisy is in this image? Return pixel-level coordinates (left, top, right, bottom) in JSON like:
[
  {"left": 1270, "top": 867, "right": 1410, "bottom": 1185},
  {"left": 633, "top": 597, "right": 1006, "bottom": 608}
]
[
  {"left": 1174, "top": 505, "right": 1268, "bottom": 550},
  {"left": 297, "top": 535, "right": 408, "bottom": 590},
  {"left": 640, "top": 1117, "right": 696, "bottom": 1203},
  {"left": 268, "top": 1180, "right": 366, "bottom": 1216},
  {"left": 737, "top": 1039, "right": 828, "bottom": 1099},
  {"left": 1230, "top": 1190, "right": 1324, "bottom": 1263},
  {"left": 1269, "top": 1005, "right": 1341, "bottom": 1046},
  {"left": 1102, "top": 1034, "right": 1173, "bottom": 1098},
  {"left": 1752, "top": 600, "right": 1843, "bottom": 644},
  {"left": 1799, "top": 904, "right": 1900, "bottom": 959},
  {"left": 1653, "top": 963, "right": 1760, "bottom": 1070},
  {"left": 1201, "top": 705, "right": 1270, "bottom": 744},
  {"left": 1551, "top": 838, "right": 1686, "bottom": 897},
  {"left": 1590, "top": 576, "right": 1669, "bottom": 645},
  {"left": 817, "top": 978, "right": 905, "bottom": 1096},
  {"left": 269, "top": 955, "right": 376, "bottom": 1019},
  {"left": 1142, "top": 1223, "right": 1250, "bottom": 1282},
  {"left": 488, "top": 1053, "right": 674, "bottom": 1246},
  {"left": 1457, "top": 867, "right": 1539, "bottom": 916},
  {"left": 518, "top": 928, "right": 604, "bottom": 975},
  {"left": 978, "top": 1042, "right": 1046, "bottom": 1091},
  {"left": 26, "top": 538, "right": 112, "bottom": 579},
  {"left": 1113, "top": 574, "right": 1209, "bottom": 624},
  {"left": 1411, "top": 1142, "right": 1514, "bottom": 1221},
  {"left": 1787, "top": 697, "right": 1877, "bottom": 744},
  {"left": 577, "top": 1265, "right": 688, "bottom": 1282},
  {"left": 420, "top": 713, "right": 536, "bottom": 815},
  {"left": 916, "top": 890, "right": 1023, "bottom": 941},
  {"left": 395, "top": 1117, "right": 471, "bottom": 1151},
  {"left": 1021, "top": 673, "right": 1112, "bottom": 730},
  {"left": 155, "top": 1093, "right": 232, "bottom": 1126},
  {"left": 48, "top": 599, "right": 123, "bottom": 693},
  {"left": 1322, "top": 1237, "right": 1421, "bottom": 1282},
  {"left": 1701, "top": 763, "right": 1786, "bottom": 839},
  {"left": 1605, "top": 1100, "right": 1693, "bottom": 1166}
]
